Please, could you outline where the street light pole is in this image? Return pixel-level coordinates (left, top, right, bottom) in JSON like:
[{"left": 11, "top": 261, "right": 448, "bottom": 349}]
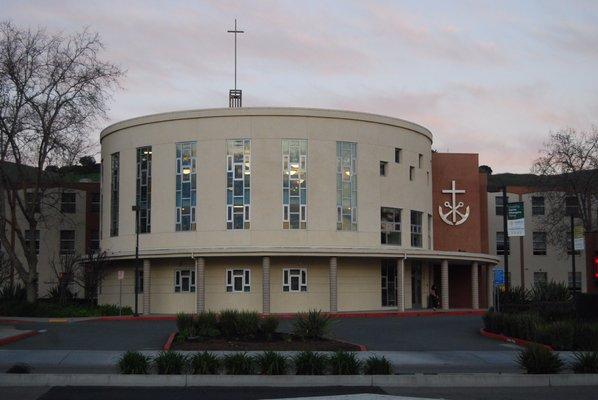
[
  {"left": 570, "top": 214, "right": 577, "bottom": 298},
  {"left": 132, "top": 204, "right": 140, "bottom": 317},
  {"left": 502, "top": 186, "right": 510, "bottom": 289}
]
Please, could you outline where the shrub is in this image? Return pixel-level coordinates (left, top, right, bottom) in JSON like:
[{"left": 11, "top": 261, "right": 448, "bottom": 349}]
[
  {"left": 293, "top": 309, "right": 332, "bottom": 340},
  {"left": 499, "top": 286, "right": 529, "bottom": 310},
  {"left": 329, "top": 351, "right": 361, "bottom": 375},
  {"left": 236, "top": 311, "right": 260, "bottom": 339},
  {"left": 517, "top": 345, "right": 563, "bottom": 374},
  {"left": 535, "top": 321, "right": 576, "bottom": 350},
  {"left": 118, "top": 351, "right": 151, "bottom": 374},
  {"left": 97, "top": 304, "right": 133, "bottom": 316},
  {"left": 483, "top": 311, "right": 541, "bottom": 341},
  {"left": 255, "top": 351, "right": 288, "bottom": 375},
  {"left": 572, "top": 352, "right": 598, "bottom": 373},
  {"left": 529, "top": 281, "right": 572, "bottom": 303},
  {"left": 0, "top": 284, "right": 26, "bottom": 301},
  {"left": 260, "top": 316, "right": 279, "bottom": 341},
  {"left": 6, "top": 363, "right": 32, "bottom": 374},
  {"left": 363, "top": 355, "right": 393, "bottom": 375},
  {"left": 176, "top": 312, "right": 195, "bottom": 333},
  {"left": 193, "top": 311, "right": 220, "bottom": 338},
  {"left": 189, "top": 351, "right": 220, "bottom": 374},
  {"left": 293, "top": 351, "right": 329, "bottom": 375},
  {"left": 573, "top": 323, "right": 598, "bottom": 351},
  {"left": 219, "top": 309, "right": 240, "bottom": 339},
  {"left": 575, "top": 294, "right": 598, "bottom": 321},
  {"left": 223, "top": 352, "right": 254, "bottom": 375},
  {"left": 154, "top": 351, "right": 187, "bottom": 375}
]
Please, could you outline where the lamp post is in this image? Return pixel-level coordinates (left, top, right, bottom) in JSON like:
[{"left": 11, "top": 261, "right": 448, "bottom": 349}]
[
  {"left": 501, "top": 186, "right": 510, "bottom": 289},
  {"left": 132, "top": 203, "right": 140, "bottom": 317},
  {"left": 565, "top": 196, "right": 579, "bottom": 298}
]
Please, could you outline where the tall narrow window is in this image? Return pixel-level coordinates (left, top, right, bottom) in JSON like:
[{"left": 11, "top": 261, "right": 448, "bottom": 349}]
[
  {"left": 59, "top": 230, "right": 75, "bottom": 254},
  {"left": 380, "top": 207, "right": 401, "bottom": 245},
  {"left": 532, "top": 196, "right": 545, "bottom": 215},
  {"left": 282, "top": 139, "right": 307, "bottom": 229},
  {"left": 495, "top": 196, "right": 504, "bottom": 215},
  {"left": 336, "top": 141, "right": 357, "bottom": 231},
  {"left": 61, "top": 192, "right": 76, "bottom": 213},
  {"left": 25, "top": 230, "right": 40, "bottom": 255},
  {"left": 394, "top": 148, "right": 401, "bottom": 163},
  {"left": 110, "top": 153, "right": 119, "bottom": 236},
  {"left": 533, "top": 232, "right": 547, "bottom": 255},
  {"left": 410, "top": 210, "right": 422, "bottom": 247},
  {"left": 226, "top": 139, "right": 251, "bottom": 229},
  {"left": 176, "top": 142, "right": 197, "bottom": 231},
  {"left": 136, "top": 146, "right": 152, "bottom": 233},
  {"left": 496, "top": 231, "right": 510, "bottom": 255}
]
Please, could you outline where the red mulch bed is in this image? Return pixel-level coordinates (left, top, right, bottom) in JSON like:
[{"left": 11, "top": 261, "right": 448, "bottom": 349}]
[{"left": 171, "top": 332, "right": 360, "bottom": 351}]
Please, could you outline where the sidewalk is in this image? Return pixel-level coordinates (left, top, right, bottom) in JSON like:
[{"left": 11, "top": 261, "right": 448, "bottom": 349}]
[{"left": 0, "top": 349, "right": 579, "bottom": 374}]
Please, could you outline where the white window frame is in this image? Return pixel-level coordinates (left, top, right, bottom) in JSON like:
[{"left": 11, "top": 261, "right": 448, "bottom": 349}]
[
  {"left": 226, "top": 268, "right": 251, "bottom": 292},
  {"left": 283, "top": 268, "right": 307, "bottom": 292},
  {"left": 174, "top": 269, "right": 196, "bottom": 293}
]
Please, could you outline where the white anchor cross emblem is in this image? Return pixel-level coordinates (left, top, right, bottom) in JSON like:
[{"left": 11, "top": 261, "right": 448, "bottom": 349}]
[{"left": 438, "top": 180, "right": 470, "bottom": 226}]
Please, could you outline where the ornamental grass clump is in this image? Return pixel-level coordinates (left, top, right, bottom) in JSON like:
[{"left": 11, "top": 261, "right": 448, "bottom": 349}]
[
  {"left": 517, "top": 345, "right": 563, "bottom": 374},
  {"left": 236, "top": 311, "right": 260, "bottom": 339},
  {"left": 259, "top": 315, "right": 279, "bottom": 341},
  {"left": 193, "top": 311, "right": 220, "bottom": 338},
  {"left": 224, "top": 352, "right": 254, "bottom": 375},
  {"left": 363, "top": 355, "right": 393, "bottom": 375},
  {"left": 118, "top": 351, "right": 151, "bottom": 374},
  {"left": 255, "top": 351, "right": 288, "bottom": 375},
  {"left": 176, "top": 312, "right": 195, "bottom": 332},
  {"left": 329, "top": 351, "right": 361, "bottom": 375},
  {"left": 572, "top": 352, "right": 598, "bottom": 374},
  {"left": 154, "top": 351, "right": 187, "bottom": 375},
  {"left": 293, "top": 309, "right": 332, "bottom": 340},
  {"left": 189, "top": 351, "right": 220, "bottom": 374},
  {"left": 218, "top": 309, "right": 240, "bottom": 339},
  {"left": 293, "top": 351, "right": 328, "bottom": 375}
]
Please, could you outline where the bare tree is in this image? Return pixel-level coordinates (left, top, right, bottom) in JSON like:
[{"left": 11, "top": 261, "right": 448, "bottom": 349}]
[
  {"left": 532, "top": 127, "right": 598, "bottom": 252},
  {"left": 49, "top": 252, "right": 80, "bottom": 305},
  {"left": 78, "top": 250, "right": 110, "bottom": 304},
  {"left": 0, "top": 22, "right": 122, "bottom": 302}
]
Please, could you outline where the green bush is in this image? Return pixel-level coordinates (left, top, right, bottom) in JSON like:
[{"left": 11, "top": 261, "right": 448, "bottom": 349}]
[
  {"left": 118, "top": 351, "right": 151, "bottom": 374},
  {"left": 529, "top": 281, "right": 572, "bottom": 303},
  {"left": 0, "top": 284, "right": 26, "bottom": 301},
  {"left": 0, "top": 300, "right": 132, "bottom": 317},
  {"left": 223, "top": 352, "right": 254, "bottom": 375},
  {"left": 260, "top": 316, "right": 279, "bottom": 341},
  {"left": 255, "top": 351, "right": 288, "bottom": 375},
  {"left": 219, "top": 309, "right": 240, "bottom": 339},
  {"left": 189, "top": 351, "right": 220, "bottom": 374},
  {"left": 193, "top": 311, "right": 220, "bottom": 338},
  {"left": 329, "top": 351, "right": 361, "bottom": 375},
  {"left": 236, "top": 311, "right": 260, "bottom": 339},
  {"left": 572, "top": 352, "right": 598, "bottom": 373},
  {"left": 575, "top": 294, "right": 598, "bottom": 321},
  {"left": 499, "top": 286, "right": 529, "bottom": 309},
  {"left": 293, "top": 309, "right": 332, "bottom": 340},
  {"left": 517, "top": 345, "right": 563, "bottom": 374},
  {"left": 176, "top": 312, "right": 195, "bottom": 333},
  {"left": 154, "top": 351, "right": 187, "bottom": 375},
  {"left": 293, "top": 351, "right": 329, "bottom": 375},
  {"left": 573, "top": 323, "right": 598, "bottom": 351},
  {"left": 534, "top": 321, "right": 575, "bottom": 351},
  {"left": 363, "top": 355, "right": 393, "bottom": 375},
  {"left": 483, "top": 311, "right": 541, "bottom": 341}
]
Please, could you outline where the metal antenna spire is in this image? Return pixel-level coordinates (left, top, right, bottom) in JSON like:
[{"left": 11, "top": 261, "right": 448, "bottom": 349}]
[{"left": 227, "top": 19, "right": 244, "bottom": 107}]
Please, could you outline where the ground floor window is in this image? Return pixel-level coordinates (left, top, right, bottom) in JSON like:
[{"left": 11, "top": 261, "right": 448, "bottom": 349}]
[
  {"left": 283, "top": 268, "right": 307, "bottom": 292},
  {"left": 381, "top": 259, "right": 397, "bottom": 307},
  {"left": 175, "top": 269, "right": 195, "bottom": 292},
  {"left": 533, "top": 271, "right": 547, "bottom": 285},
  {"left": 226, "top": 269, "right": 250, "bottom": 292}
]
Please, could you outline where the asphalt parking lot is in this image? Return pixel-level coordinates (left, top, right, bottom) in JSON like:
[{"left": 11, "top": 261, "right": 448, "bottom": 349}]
[{"left": 1, "top": 315, "right": 504, "bottom": 351}]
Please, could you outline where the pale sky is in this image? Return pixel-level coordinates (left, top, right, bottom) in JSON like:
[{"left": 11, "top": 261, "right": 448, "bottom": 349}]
[{"left": 3, "top": 0, "right": 598, "bottom": 172}]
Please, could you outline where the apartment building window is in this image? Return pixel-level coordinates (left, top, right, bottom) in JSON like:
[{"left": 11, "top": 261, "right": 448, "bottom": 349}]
[
  {"left": 61, "top": 192, "right": 76, "bottom": 213},
  {"left": 25, "top": 192, "right": 40, "bottom": 213},
  {"left": 110, "top": 153, "right": 120, "bottom": 236},
  {"left": 379, "top": 161, "right": 388, "bottom": 176},
  {"left": 410, "top": 210, "right": 423, "bottom": 247},
  {"left": 136, "top": 146, "right": 152, "bottom": 233},
  {"left": 226, "top": 269, "right": 250, "bottom": 292},
  {"left": 533, "top": 271, "right": 547, "bottom": 285},
  {"left": 336, "top": 141, "right": 357, "bottom": 231},
  {"left": 90, "top": 193, "right": 100, "bottom": 213},
  {"left": 89, "top": 230, "right": 100, "bottom": 252},
  {"left": 409, "top": 166, "right": 415, "bottom": 181},
  {"left": 282, "top": 139, "right": 307, "bottom": 229},
  {"left": 394, "top": 148, "right": 401, "bottom": 163},
  {"left": 495, "top": 196, "right": 504, "bottom": 215},
  {"left": 380, "top": 207, "right": 401, "bottom": 245},
  {"left": 175, "top": 141, "right": 197, "bottom": 231},
  {"left": 496, "top": 231, "right": 510, "bottom": 255},
  {"left": 226, "top": 139, "right": 251, "bottom": 230},
  {"left": 427, "top": 214, "right": 432, "bottom": 249},
  {"left": 568, "top": 272, "right": 581, "bottom": 290},
  {"left": 283, "top": 268, "right": 307, "bottom": 292},
  {"left": 418, "top": 154, "right": 423, "bottom": 168},
  {"left": 532, "top": 232, "right": 547, "bottom": 255},
  {"left": 25, "top": 230, "right": 40, "bottom": 254},
  {"left": 174, "top": 269, "right": 195, "bottom": 293},
  {"left": 59, "top": 230, "right": 75, "bottom": 254},
  {"left": 532, "top": 196, "right": 545, "bottom": 216}
]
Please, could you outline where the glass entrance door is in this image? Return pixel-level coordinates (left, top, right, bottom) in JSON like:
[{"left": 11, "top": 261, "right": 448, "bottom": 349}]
[
  {"left": 411, "top": 262, "right": 422, "bottom": 309},
  {"left": 381, "top": 259, "right": 397, "bottom": 307}
]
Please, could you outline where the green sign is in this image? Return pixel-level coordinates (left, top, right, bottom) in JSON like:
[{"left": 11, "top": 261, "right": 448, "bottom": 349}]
[{"left": 507, "top": 202, "right": 525, "bottom": 237}]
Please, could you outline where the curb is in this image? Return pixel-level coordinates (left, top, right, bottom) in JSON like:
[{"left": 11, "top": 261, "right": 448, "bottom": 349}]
[
  {"left": 479, "top": 328, "right": 554, "bottom": 351},
  {"left": 1, "top": 373, "right": 597, "bottom": 387},
  {"left": 163, "top": 332, "right": 177, "bottom": 351},
  {"left": 0, "top": 330, "right": 38, "bottom": 347}
]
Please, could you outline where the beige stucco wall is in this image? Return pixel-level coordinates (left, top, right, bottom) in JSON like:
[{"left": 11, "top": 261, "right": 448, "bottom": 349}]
[
  {"left": 204, "top": 257, "right": 263, "bottom": 312},
  {"left": 337, "top": 258, "right": 381, "bottom": 311}
]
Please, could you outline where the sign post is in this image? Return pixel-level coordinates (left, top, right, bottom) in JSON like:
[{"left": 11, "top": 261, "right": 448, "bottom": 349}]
[
  {"left": 507, "top": 202, "right": 525, "bottom": 237},
  {"left": 118, "top": 270, "right": 124, "bottom": 316},
  {"left": 493, "top": 266, "right": 505, "bottom": 312}
]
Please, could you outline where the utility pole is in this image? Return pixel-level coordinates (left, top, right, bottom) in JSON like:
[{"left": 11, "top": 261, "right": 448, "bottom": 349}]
[{"left": 502, "top": 186, "right": 509, "bottom": 289}]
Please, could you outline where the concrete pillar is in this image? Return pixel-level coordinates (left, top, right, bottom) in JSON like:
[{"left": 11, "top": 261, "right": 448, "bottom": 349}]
[
  {"left": 471, "top": 262, "right": 479, "bottom": 309},
  {"left": 329, "top": 257, "right": 338, "bottom": 312},
  {"left": 195, "top": 257, "right": 205, "bottom": 313},
  {"left": 142, "top": 259, "right": 151, "bottom": 314},
  {"left": 262, "top": 256, "right": 271, "bottom": 314},
  {"left": 441, "top": 259, "right": 449, "bottom": 310},
  {"left": 487, "top": 264, "right": 494, "bottom": 309},
  {"left": 397, "top": 258, "right": 405, "bottom": 312}
]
